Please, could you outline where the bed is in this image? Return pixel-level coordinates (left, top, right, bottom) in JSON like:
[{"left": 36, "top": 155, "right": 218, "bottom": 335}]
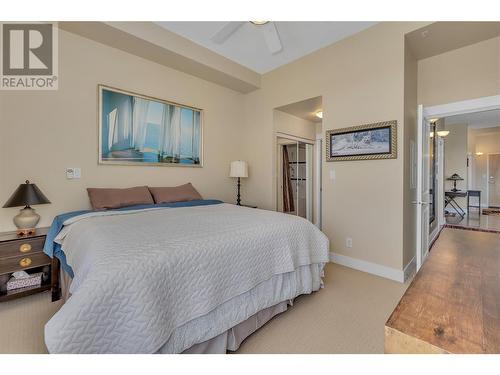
[{"left": 43, "top": 200, "right": 329, "bottom": 353}]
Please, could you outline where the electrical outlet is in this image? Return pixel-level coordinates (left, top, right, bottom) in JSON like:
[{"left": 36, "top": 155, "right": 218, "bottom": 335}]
[{"left": 346, "top": 237, "right": 353, "bottom": 248}]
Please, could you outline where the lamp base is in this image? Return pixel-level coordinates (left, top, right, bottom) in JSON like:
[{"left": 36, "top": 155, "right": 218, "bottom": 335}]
[
  {"left": 17, "top": 228, "right": 37, "bottom": 237},
  {"left": 13, "top": 206, "right": 40, "bottom": 236}
]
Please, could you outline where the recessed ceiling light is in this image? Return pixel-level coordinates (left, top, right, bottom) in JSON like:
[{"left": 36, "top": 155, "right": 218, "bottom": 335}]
[
  {"left": 250, "top": 21, "right": 269, "bottom": 26},
  {"left": 315, "top": 111, "right": 323, "bottom": 119}
]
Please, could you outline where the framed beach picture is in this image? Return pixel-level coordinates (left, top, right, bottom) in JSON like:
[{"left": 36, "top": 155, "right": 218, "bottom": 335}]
[
  {"left": 98, "top": 85, "right": 203, "bottom": 166},
  {"left": 326, "top": 120, "right": 397, "bottom": 161}
]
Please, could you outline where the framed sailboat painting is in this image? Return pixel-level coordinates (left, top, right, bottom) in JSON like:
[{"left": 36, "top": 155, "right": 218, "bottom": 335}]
[{"left": 98, "top": 85, "right": 203, "bottom": 166}]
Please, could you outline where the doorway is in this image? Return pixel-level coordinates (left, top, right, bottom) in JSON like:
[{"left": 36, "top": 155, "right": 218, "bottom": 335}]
[
  {"left": 415, "top": 95, "right": 500, "bottom": 271},
  {"left": 487, "top": 153, "right": 500, "bottom": 208},
  {"left": 274, "top": 96, "right": 323, "bottom": 227}
]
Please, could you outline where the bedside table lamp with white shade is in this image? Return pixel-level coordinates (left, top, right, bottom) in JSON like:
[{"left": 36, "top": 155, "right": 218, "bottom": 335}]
[
  {"left": 2, "top": 180, "right": 51, "bottom": 236},
  {"left": 229, "top": 161, "right": 248, "bottom": 206}
]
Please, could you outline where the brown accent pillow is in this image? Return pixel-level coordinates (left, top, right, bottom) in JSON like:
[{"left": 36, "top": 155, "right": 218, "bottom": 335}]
[
  {"left": 148, "top": 183, "right": 203, "bottom": 204},
  {"left": 87, "top": 186, "right": 154, "bottom": 210}
]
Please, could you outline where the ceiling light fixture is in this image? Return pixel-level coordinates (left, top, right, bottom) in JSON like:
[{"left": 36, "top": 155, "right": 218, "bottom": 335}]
[
  {"left": 475, "top": 151, "right": 484, "bottom": 156},
  {"left": 437, "top": 130, "right": 450, "bottom": 137},
  {"left": 250, "top": 21, "right": 269, "bottom": 26},
  {"left": 315, "top": 111, "right": 323, "bottom": 119},
  {"left": 429, "top": 118, "right": 439, "bottom": 123}
]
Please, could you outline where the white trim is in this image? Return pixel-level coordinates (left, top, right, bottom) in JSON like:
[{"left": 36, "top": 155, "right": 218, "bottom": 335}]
[
  {"left": 314, "top": 136, "right": 322, "bottom": 229},
  {"left": 275, "top": 131, "right": 315, "bottom": 144},
  {"left": 416, "top": 104, "right": 424, "bottom": 272},
  {"left": 429, "top": 225, "right": 440, "bottom": 244},
  {"left": 329, "top": 252, "right": 406, "bottom": 283},
  {"left": 423, "top": 95, "right": 500, "bottom": 119},
  {"left": 403, "top": 257, "right": 416, "bottom": 282},
  {"left": 437, "top": 137, "right": 445, "bottom": 228}
]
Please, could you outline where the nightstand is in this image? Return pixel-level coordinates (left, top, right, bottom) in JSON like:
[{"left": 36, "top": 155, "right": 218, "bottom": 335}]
[{"left": 0, "top": 228, "right": 60, "bottom": 302}]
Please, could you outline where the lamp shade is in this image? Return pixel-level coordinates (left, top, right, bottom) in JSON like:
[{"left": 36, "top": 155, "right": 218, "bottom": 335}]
[
  {"left": 447, "top": 173, "right": 464, "bottom": 181},
  {"left": 229, "top": 161, "right": 248, "bottom": 178},
  {"left": 3, "top": 180, "right": 51, "bottom": 208}
]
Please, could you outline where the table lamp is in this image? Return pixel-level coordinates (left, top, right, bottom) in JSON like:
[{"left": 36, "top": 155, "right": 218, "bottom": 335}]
[
  {"left": 447, "top": 173, "right": 464, "bottom": 192},
  {"left": 229, "top": 161, "right": 248, "bottom": 206},
  {"left": 3, "top": 180, "right": 51, "bottom": 236}
]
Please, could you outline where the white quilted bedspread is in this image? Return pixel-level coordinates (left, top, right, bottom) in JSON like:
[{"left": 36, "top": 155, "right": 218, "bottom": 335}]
[{"left": 44, "top": 203, "right": 329, "bottom": 353}]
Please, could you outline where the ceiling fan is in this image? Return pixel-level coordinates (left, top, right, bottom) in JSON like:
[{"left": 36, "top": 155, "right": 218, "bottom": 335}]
[{"left": 210, "top": 21, "right": 283, "bottom": 54}]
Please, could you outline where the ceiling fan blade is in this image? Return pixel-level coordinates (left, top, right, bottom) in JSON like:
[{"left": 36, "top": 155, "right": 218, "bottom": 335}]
[
  {"left": 210, "top": 22, "right": 245, "bottom": 44},
  {"left": 261, "top": 22, "right": 282, "bottom": 54}
]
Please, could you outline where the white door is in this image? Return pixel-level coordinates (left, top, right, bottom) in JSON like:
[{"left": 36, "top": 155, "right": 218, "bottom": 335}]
[
  {"left": 488, "top": 154, "right": 500, "bottom": 207},
  {"left": 416, "top": 105, "right": 431, "bottom": 271}
]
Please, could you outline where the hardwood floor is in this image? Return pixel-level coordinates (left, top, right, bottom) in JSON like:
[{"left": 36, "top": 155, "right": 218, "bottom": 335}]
[
  {"left": 385, "top": 228, "right": 500, "bottom": 353},
  {"left": 445, "top": 210, "right": 500, "bottom": 232}
]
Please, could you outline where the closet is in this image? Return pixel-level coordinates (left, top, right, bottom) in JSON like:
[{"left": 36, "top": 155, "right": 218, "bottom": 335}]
[{"left": 277, "top": 137, "right": 313, "bottom": 221}]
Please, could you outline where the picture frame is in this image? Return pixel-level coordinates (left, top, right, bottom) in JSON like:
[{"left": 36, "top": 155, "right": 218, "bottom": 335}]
[
  {"left": 98, "top": 85, "right": 203, "bottom": 167},
  {"left": 326, "top": 120, "right": 397, "bottom": 162}
]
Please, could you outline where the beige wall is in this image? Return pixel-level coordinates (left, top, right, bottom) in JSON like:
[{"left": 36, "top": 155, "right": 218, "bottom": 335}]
[
  {"left": 443, "top": 123, "right": 468, "bottom": 208},
  {"left": 241, "top": 22, "right": 426, "bottom": 271},
  {"left": 274, "top": 110, "right": 316, "bottom": 141},
  {"left": 0, "top": 30, "right": 245, "bottom": 231},
  {"left": 418, "top": 36, "right": 500, "bottom": 106}
]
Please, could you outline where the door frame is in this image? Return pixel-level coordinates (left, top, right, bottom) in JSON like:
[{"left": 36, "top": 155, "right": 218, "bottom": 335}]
[
  {"left": 430, "top": 136, "right": 445, "bottom": 244},
  {"left": 314, "top": 133, "right": 322, "bottom": 229},
  {"left": 486, "top": 152, "right": 500, "bottom": 208},
  {"left": 416, "top": 104, "right": 431, "bottom": 271},
  {"left": 416, "top": 94, "right": 500, "bottom": 270}
]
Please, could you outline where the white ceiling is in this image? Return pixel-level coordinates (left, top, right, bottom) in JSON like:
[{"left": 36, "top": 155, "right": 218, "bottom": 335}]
[
  {"left": 445, "top": 109, "right": 500, "bottom": 129},
  {"left": 155, "top": 21, "right": 377, "bottom": 74}
]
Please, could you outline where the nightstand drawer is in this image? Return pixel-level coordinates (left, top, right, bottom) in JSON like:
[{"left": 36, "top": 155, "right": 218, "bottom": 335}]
[
  {"left": 0, "top": 237, "right": 45, "bottom": 259},
  {"left": 0, "top": 252, "right": 51, "bottom": 275}
]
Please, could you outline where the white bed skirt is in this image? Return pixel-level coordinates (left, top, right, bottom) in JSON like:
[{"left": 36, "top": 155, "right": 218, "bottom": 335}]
[
  {"left": 180, "top": 301, "right": 289, "bottom": 354},
  {"left": 59, "top": 262, "right": 324, "bottom": 354}
]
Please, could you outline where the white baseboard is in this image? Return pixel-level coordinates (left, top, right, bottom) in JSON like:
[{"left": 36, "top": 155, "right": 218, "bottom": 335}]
[
  {"left": 329, "top": 252, "right": 407, "bottom": 283},
  {"left": 403, "top": 257, "right": 416, "bottom": 282}
]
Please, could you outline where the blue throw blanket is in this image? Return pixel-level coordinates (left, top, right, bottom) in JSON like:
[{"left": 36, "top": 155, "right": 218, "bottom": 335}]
[{"left": 43, "top": 200, "right": 223, "bottom": 277}]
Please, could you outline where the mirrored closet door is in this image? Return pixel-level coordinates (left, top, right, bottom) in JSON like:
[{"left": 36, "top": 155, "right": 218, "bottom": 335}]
[{"left": 277, "top": 137, "right": 313, "bottom": 221}]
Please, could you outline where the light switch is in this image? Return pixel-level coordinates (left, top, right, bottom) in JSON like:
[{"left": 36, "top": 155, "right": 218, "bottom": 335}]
[
  {"left": 66, "top": 168, "right": 81, "bottom": 179},
  {"left": 329, "top": 169, "right": 336, "bottom": 181}
]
